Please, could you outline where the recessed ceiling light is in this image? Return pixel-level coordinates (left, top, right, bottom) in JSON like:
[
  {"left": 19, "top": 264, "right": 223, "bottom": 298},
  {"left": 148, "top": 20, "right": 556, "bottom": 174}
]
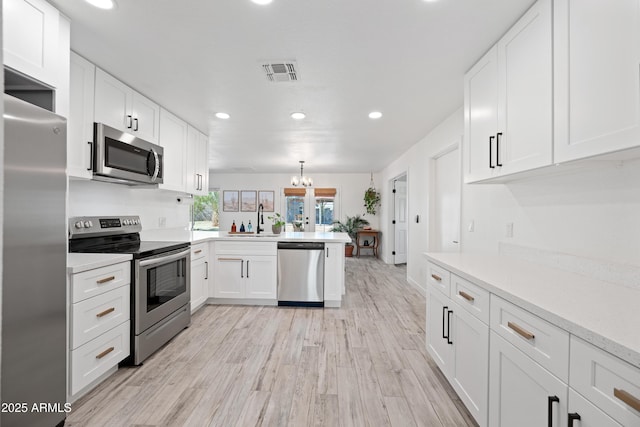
[
  {"left": 369, "top": 111, "right": 383, "bottom": 119},
  {"left": 215, "top": 112, "right": 230, "bottom": 120},
  {"left": 85, "top": 0, "right": 116, "bottom": 9},
  {"left": 291, "top": 112, "right": 306, "bottom": 120},
  {"left": 251, "top": 0, "right": 273, "bottom": 4}
]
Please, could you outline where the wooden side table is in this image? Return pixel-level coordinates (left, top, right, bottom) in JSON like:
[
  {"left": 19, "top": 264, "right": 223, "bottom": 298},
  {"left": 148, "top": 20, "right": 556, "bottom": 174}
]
[{"left": 356, "top": 230, "right": 381, "bottom": 258}]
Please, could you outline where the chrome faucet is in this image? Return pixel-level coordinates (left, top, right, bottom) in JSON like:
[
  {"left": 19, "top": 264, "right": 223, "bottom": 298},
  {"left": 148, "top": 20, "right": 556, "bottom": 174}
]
[{"left": 257, "top": 203, "right": 264, "bottom": 234}]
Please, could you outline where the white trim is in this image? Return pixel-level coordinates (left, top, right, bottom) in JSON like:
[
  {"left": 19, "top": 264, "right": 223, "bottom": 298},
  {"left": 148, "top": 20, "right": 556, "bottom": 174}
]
[{"left": 407, "top": 276, "right": 426, "bottom": 297}]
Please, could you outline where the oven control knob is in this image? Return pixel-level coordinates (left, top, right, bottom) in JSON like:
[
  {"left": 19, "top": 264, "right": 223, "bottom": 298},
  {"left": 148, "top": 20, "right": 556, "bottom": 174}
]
[
  {"left": 74, "top": 221, "right": 84, "bottom": 229},
  {"left": 134, "top": 219, "right": 139, "bottom": 225},
  {"left": 124, "top": 219, "right": 131, "bottom": 225},
  {"left": 87, "top": 221, "right": 93, "bottom": 228},
  {"left": 84, "top": 221, "right": 92, "bottom": 228}
]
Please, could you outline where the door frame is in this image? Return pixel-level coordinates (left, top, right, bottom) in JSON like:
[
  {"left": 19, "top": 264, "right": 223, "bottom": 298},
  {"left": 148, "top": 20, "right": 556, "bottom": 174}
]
[
  {"left": 429, "top": 139, "right": 462, "bottom": 252},
  {"left": 388, "top": 172, "right": 408, "bottom": 264}
]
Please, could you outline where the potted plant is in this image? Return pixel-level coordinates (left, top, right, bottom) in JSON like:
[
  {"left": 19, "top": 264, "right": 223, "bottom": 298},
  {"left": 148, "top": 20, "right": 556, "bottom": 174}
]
[
  {"left": 364, "top": 187, "right": 381, "bottom": 215},
  {"left": 268, "top": 213, "right": 285, "bottom": 234},
  {"left": 331, "top": 214, "right": 370, "bottom": 257}
]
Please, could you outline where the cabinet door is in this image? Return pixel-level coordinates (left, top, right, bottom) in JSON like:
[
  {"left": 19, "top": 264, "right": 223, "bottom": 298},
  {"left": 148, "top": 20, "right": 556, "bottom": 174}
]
[
  {"left": 196, "top": 132, "right": 210, "bottom": 195},
  {"left": 324, "top": 243, "right": 344, "bottom": 301},
  {"left": 131, "top": 92, "right": 160, "bottom": 143},
  {"left": 489, "top": 331, "right": 567, "bottom": 427},
  {"left": 496, "top": 0, "right": 553, "bottom": 175},
  {"left": 245, "top": 256, "right": 277, "bottom": 299},
  {"left": 185, "top": 126, "right": 199, "bottom": 193},
  {"left": 68, "top": 52, "right": 95, "bottom": 179},
  {"left": 451, "top": 302, "right": 489, "bottom": 427},
  {"left": 158, "top": 108, "right": 188, "bottom": 192},
  {"left": 426, "top": 287, "right": 453, "bottom": 376},
  {"left": 554, "top": 0, "right": 640, "bottom": 162},
  {"left": 3, "top": 0, "right": 60, "bottom": 87},
  {"left": 568, "top": 389, "right": 621, "bottom": 427},
  {"left": 463, "top": 46, "right": 499, "bottom": 183},
  {"left": 213, "top": 257, "right": 244, "bottom": 298},
  {"left": 94, "top": 68, "right": 132, "bottom": 132},
  {"left": 190, "top": 258, "right": 208, "bottom": 313}
]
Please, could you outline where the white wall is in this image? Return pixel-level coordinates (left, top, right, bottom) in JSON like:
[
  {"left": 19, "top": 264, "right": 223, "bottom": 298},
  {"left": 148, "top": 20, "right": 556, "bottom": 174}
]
[
  {"left": 379, "top": 108, "right": 464, "bottom": 292},
  {"left": 209, "top": 172, "right": 379, "bottom": 233},
  {"left": 68, "top": 180, "right": 191, "bottom": 231},
  {"left": 461, "top": 159, "right": 640, "bottom": 265},
  {"left": 379, "top": 107, "right": 640, "bottom": 295}
]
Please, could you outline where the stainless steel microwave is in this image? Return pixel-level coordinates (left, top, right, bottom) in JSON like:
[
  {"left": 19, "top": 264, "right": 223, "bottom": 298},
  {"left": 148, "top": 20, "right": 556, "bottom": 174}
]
[{"left": 93, "top": 123, "right": 163, "bottom": 185}]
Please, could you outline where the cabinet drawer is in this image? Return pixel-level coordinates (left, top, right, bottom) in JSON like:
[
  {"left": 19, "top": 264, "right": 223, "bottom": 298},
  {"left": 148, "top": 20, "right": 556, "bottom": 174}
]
[
  {"left": 71, "top": 262, "right": 130, "bottom": 303},
  {"left": 216, "top": 241, "right": 277, "bottom": 256},
  {"left": 191, "top": 243, "right": 209, "bottom": 261},
  {"left": 569, "top": 388, "right": 621, "bottom": 427},
  {"left": 490, "top": 295, "right": 569, "bottom": 381},
  {"left": 427, "top": 262, "right": 451, "bottom": 297},
  {"left": 570, "top": 336, "right": 640, "bottom": 426},
  {"left": 70, "top": 320, "right": 130, "bottom": 395},
  {"left": 71, "top": 285, "right": 130, "bottom": 349},
  {"left": 452, "top": 274, "right": 490, "bottom": 324}
]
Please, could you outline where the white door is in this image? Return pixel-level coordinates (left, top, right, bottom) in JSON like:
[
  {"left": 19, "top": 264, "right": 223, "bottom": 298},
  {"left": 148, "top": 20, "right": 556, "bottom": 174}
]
[
  {"left": 393, "top": 176, "right": 407, "bottom": 264},
  {"left": 426, "top": 287, "right": 453, "bottom": 376},
  {"left": 434, "top": 147, "right": 461, "bottom": 252},
  {"left": 244, "top": 256, "right": 277, "bottom": 299}
]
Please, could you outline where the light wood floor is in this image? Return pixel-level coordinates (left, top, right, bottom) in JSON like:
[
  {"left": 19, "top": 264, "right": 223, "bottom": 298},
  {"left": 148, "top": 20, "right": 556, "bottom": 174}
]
[{"left": 67, "top": 257, "right": 478, "bottom": 427}]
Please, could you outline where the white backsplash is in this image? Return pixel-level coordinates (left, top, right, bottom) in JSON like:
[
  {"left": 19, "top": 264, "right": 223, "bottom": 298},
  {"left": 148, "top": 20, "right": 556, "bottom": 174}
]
[
  {"left": 68, "top": 179, "right": 191, "bottom": 232},
  {"left": 499, "top": 242, "right": 640, "bottom": 291}
]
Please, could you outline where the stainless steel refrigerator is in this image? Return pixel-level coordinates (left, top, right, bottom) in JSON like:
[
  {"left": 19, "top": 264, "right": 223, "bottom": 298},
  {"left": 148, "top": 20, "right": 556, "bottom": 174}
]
[{"left": 2, "top": 94, "right": 67, "bottom": 427}]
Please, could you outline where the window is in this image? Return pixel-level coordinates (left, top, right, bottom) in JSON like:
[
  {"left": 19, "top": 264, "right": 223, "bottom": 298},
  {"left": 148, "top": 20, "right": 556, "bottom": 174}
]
[
  {"left": 191, "top": 190, "right": 220, "bottom": 231},
  {"left": 315, "top": 197, "right": 334, "bottom": 232}
]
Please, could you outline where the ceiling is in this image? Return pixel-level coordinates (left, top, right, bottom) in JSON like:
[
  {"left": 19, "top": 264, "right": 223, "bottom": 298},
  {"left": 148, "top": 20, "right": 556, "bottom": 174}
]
[{"left": 50, "top": 0, "right": 535, "bottom": 174}]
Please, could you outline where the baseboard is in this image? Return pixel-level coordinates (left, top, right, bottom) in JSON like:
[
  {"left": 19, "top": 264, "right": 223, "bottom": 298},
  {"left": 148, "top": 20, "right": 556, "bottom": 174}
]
[{"left": 407, "top": 276, "right": 426, "bottom": 297}]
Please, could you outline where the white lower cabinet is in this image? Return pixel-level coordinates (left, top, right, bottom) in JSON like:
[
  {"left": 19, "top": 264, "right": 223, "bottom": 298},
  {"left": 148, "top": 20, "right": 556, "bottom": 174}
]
[
  {"left": 69, "top": 261, "right": 131, "bottom": 398},
  {"left": 190, "top": 243, "right": 209, "bottom": 313},
  {"left": 212, "top": 242, "right": 277, "bottom": 300},
  {"left": 568, "top": 389, "right": 621, "bottom": 427},
  {"left": 426, "top": 271, "right": 489, "bottom": 427},
  {"left": 489, "top": 331, "right": 568, "bottom": 427},
  {"left": 324, "top": 243, "right": 345, "bottom": 302}
]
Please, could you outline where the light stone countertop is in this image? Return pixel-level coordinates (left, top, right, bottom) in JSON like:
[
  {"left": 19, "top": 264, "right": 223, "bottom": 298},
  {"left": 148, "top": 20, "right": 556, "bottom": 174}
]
[
  {"left": 141, "top": 228, "right": 351, "bottom": 244},
  {"left": 67, "top": 253, "right": 133, "bottom": 274},
  {"left": 425, "top": 252, "right": 640, "bottom": 369}
]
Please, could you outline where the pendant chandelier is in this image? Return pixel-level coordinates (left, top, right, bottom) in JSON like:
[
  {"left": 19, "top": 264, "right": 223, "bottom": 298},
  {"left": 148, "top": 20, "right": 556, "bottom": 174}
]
[{"left": 291, "top": 160, "right": 313, "bottom": 187}]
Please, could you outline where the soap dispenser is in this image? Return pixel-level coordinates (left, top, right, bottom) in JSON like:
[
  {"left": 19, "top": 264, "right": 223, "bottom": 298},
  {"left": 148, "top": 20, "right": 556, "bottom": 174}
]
[
  {"left": 231, "top": 220, "right": 237, "bottom": 233},
  {"left": 239, "top": 221, "right": 245, "bottom": 232},
  {"left": 247, "top": 220, "right": 253, "bottom": 232}
]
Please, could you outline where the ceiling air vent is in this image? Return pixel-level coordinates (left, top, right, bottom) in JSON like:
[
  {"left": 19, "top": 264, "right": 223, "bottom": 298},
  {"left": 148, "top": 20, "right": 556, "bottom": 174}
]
[{"left": 262, "top": 61, "right": 298, "bottom": 82}]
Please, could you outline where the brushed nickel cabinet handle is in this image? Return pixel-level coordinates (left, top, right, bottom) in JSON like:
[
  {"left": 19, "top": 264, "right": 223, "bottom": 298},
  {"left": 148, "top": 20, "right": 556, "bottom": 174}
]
[
  {"left": 431, "top": 274, "right": 442, "bottom": 282},
  {"left": 218, "top": 257, "right": 243, "bottom": 261},
  {"left": 96, "top": 307, "right": 115, "bottom": 318},
  {"left": 507, "top": 321, "right": 535, "bottom": 340},
  {"left": 614, "top": 388, "right": 640, "bottom": 412},
  {"left": 96, "top": 276, "right": 115, "bottom": 284},
  {"left": 194, "top": 249, "right": 202, "bottom": 254},
  {"left": 459, "top": 291, "right": 475, "bottom": 302},
  {"left": 96, "top": 347, "right": 114, "bottom": 359}
]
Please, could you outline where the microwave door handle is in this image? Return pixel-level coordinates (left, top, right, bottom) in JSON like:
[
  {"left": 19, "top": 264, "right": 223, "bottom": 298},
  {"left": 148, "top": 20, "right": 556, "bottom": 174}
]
[
  {"left": 138, "top": 248, "right": 191, "bottom": 268},
  {"left": 150, "top": 149, "right": 160, "bottom": 181}
]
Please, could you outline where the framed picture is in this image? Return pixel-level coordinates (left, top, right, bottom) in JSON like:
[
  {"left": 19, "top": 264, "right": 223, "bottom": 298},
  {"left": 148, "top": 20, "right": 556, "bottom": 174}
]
[
  {"left": 258, "top": 190, "right": 274, "bottom": 212},
  {"left": 241, "top": 190, "right": 257, "bottom": 212},
  {"left": 223, "top": 190, "right": 239, "bottom": 212}
]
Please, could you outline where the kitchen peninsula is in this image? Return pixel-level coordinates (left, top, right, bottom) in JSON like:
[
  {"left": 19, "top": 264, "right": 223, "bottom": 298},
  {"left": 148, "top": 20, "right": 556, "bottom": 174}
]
[{"left": 143, "top": 230, "right": 352, "bottom": 309}]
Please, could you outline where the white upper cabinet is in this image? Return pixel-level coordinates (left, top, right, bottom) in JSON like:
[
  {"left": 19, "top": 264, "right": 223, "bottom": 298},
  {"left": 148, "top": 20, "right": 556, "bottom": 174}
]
[
  {"left": 68, "top": 52, "right": 96, "bottom": 179},
  {"left": 186, "top": 126, "right": 210, "bottom": 195},
  {"left": 94, "top": 68, "right": 160, "bottom": 143},
  {"left": 464, "top": 0, "right": 553, "bottom": 183},
  {"left": 464, "top": 46, "right": 499, "bottom": 182},
  {"left": 158, "top": 108, "right": 188, "bottom": 192},
  {"left": 3, "top": 0, "right": 59, "bottom": 87},
  {"left": 496, "top": 0, "right": 553, "bottom": 175},
  {"left": 553, "top": 0, "right": 640, "bottom": 162}
]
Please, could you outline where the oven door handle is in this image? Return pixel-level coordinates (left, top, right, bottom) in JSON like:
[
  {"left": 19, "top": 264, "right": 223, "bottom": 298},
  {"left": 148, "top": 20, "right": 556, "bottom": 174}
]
[{"left": 139, "top": 248, "right": 191, "bottom": 268}]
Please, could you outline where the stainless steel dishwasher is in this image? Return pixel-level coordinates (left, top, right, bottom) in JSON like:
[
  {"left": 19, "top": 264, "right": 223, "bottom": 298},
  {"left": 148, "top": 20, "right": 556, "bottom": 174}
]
[{"left": 277, "top": 242, "right": 325, "bottom": 307}]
